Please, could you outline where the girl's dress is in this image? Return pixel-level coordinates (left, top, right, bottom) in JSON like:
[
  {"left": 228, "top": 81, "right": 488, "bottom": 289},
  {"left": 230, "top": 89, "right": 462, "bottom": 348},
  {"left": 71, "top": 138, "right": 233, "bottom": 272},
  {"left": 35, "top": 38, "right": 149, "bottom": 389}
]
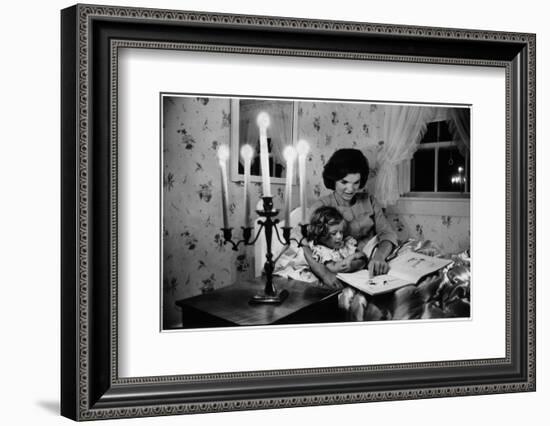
[
  {"left": 274, "top": 236, "right": 358, "bottom": 284},
  {"left": 309, "top": 236, "right": 358, "bottom": 265}
]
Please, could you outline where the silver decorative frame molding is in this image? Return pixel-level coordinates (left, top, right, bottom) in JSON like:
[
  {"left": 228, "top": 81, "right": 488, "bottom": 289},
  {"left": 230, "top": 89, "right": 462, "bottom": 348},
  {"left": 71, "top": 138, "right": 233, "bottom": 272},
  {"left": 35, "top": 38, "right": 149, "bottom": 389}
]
[{"left": 61, "top": 3, "right": 535, "bottom": 421}]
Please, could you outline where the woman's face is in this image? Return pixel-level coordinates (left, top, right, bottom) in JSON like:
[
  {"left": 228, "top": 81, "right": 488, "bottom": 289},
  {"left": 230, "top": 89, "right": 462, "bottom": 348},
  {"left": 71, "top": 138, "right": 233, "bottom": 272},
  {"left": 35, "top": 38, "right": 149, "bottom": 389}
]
[{"left": 334, "top": 173, "right": 362, "bottom": 203}]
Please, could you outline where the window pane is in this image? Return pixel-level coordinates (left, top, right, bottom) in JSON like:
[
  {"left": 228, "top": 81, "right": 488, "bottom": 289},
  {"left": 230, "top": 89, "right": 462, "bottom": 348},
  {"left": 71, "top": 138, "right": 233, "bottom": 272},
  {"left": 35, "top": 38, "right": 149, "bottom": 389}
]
[
  {"left": 437, "top": 120, "right": 453, "bottom": 141},
  {"left": 420, "top": 122, "right": 439, "bottom": 143},
  {"left": 411, "top": 149, "right": 435, "bottom": 191},
  {"left": 438, "top": 147, "right": 467, "bottom": 192},
  {"left": 419, "top": 120, "right": 453, "bottom": 144}
]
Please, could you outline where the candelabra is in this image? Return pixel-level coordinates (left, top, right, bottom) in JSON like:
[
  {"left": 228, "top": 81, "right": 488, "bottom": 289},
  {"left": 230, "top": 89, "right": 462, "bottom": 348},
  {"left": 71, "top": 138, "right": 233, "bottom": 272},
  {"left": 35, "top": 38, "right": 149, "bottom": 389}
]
[{"left": 221, "top": 196, "right": 308, "bottom": 304}]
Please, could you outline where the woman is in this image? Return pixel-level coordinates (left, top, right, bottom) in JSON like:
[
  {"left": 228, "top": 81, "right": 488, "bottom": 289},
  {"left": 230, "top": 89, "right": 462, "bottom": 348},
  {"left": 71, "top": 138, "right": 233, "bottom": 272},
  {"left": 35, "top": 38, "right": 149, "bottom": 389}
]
[{"left": 305, "top": 148, "right": 398, "bottom": 288}]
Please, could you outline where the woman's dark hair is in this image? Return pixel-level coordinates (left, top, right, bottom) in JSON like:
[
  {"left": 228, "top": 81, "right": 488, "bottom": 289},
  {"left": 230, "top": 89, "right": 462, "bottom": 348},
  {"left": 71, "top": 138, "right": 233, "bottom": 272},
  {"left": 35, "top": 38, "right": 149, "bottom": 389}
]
[
  {"left": 322, "top": 148, "right": 370, "bottom": 190},
  {"left": 308, "top": 206, "right": 345, "bottom": 245}
]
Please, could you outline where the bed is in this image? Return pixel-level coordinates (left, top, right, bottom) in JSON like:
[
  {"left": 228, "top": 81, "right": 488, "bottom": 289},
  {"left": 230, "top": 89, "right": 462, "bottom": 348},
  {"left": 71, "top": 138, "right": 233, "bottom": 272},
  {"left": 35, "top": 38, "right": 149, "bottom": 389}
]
[{"left": 338, "top": 239, "right": 471, "bottom": 321}]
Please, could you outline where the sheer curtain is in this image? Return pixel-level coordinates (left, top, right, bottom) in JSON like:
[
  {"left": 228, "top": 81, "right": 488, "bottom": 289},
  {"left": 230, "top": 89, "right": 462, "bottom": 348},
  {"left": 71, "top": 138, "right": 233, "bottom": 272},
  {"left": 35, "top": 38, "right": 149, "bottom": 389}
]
[
  {"left": 448, "top": 108, "right": 471, "bottom": 156},
  {"left": 374, "top": 105, "right": 435, "bottom": 207},
  {"left": 269, "top": 104, "right": 291, "bottom": 167}
]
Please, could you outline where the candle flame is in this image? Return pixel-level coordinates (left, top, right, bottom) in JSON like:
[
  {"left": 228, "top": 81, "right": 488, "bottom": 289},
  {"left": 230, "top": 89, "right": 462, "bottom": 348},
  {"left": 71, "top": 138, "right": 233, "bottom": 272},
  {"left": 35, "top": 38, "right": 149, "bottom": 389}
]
[
  {"left": 217, "top": 144, "right": 230, "bottom": 162},
  {"left": 451, "top": 174, "right": 466, "bottom": 184},
  {"left": 296, "top": 139, "right": 310, "bottom": 157},
  {"left": 257, "top": 112, "right": 270, "bottom": 129},
  {"left": 283, "top": 145, "right": 297, "bottom": 162},
  {"left": 240, "top": 144, "right": 254, "bottom": 161}
]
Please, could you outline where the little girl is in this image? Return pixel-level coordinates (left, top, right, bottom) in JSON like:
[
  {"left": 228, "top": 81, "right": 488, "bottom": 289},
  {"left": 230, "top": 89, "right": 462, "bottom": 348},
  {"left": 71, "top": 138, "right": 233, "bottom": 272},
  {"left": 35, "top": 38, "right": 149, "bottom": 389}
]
[
  {"left": 307, "top": 206, "right": 367, "bottom": 273},
  {"left": 274, "top": 206, "right": 366, "bottom": 283}
]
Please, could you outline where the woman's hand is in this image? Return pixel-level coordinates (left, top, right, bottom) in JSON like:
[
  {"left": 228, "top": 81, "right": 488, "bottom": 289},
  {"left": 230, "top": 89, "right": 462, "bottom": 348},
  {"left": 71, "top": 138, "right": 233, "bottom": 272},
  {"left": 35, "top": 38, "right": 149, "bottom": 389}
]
[
  {"left": 338, "top": 257, "right": 353, "bottom": 272},
  {"left": 368, "top": 240, "right": 393, "bottom": 276},
  {"left": 352, "top": 251, "right": 367, "bottom": 261},
  {"left": 368, "top": 255, "right": 389, "bottom": 276}
]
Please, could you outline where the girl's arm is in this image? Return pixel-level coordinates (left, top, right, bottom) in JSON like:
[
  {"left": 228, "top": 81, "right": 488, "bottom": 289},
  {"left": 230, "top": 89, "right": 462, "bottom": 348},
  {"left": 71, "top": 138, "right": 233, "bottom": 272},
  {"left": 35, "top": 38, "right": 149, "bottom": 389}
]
[{"left": 302, "top": 245, "right": 343, "bottom": 289}]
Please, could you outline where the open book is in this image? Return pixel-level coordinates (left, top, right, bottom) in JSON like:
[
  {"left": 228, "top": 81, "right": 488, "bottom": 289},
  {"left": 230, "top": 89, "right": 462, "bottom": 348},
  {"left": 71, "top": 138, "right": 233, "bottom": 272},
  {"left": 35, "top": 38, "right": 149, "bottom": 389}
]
[{"left": 337, "top": 251, "right": 452, "bottom": 296}]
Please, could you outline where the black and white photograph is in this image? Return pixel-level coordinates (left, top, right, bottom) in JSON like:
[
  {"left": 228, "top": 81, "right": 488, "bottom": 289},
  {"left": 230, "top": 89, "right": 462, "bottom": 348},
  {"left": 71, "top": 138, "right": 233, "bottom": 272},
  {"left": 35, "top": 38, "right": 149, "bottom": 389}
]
[{"left": 162, "top": 95, "right": 472, "bottom": 330}]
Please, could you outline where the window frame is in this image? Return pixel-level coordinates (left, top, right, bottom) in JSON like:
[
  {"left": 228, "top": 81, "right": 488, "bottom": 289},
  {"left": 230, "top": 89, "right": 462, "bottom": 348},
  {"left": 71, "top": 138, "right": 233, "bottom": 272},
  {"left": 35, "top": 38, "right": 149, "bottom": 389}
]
[{"left": 406, "top": 120, "right": 470, "bottom": 198}]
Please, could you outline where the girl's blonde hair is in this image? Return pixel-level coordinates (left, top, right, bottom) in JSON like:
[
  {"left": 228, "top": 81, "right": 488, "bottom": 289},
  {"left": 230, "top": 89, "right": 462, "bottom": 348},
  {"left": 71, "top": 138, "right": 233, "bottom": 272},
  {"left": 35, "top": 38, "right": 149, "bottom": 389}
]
[{"left": 308, "top": 206, "right": 345, "bottom": 245}]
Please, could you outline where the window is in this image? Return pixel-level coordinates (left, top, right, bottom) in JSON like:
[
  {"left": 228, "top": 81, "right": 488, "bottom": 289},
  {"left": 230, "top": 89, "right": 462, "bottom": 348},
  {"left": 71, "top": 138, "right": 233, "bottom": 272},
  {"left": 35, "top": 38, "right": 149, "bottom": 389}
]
[{"left": 409, "top": 120, "right": 470, "bottom": 196}]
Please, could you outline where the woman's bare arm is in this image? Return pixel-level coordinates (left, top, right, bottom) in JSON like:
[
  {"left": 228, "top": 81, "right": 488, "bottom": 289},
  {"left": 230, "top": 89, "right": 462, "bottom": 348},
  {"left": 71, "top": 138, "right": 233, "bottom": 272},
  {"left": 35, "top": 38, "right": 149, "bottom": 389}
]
[{"left": 369, "top": 240, "right": 394, "bottom": 276}]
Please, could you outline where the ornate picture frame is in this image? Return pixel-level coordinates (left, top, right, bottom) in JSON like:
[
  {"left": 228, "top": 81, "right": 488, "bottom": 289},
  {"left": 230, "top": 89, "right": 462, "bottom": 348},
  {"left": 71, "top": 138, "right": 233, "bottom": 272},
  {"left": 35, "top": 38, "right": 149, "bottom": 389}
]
[{"left": 61, "top": 4, "right": 535, "bottom": 421}]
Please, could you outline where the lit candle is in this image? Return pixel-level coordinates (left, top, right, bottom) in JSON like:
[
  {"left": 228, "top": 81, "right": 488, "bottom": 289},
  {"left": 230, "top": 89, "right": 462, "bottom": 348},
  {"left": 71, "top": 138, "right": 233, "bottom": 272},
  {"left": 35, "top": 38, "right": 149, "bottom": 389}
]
[
  {"left": 257, "top": 112, "right": 271, "bottom": 197},
  {"left": 296, "top": 140, "right": 310, "bottom": 224},
  {"left": 217, "top": 144, "right": 230, "bottom": 229},
  {"left": 458, "top": 166, "right": 465, "bottom": 192},
  {"left": 241, "top": 144, "right": 254, "bottom": 228},
  {"left": 282, "top": 146, "right": 297, "bottom": 227}
]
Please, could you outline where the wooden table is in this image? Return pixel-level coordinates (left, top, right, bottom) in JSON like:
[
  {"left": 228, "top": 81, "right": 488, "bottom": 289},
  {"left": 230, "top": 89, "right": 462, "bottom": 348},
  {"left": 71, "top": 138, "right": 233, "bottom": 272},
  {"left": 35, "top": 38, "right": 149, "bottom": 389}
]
[{"left": 175, "top": 277, "right": 342, "bottom": 329}]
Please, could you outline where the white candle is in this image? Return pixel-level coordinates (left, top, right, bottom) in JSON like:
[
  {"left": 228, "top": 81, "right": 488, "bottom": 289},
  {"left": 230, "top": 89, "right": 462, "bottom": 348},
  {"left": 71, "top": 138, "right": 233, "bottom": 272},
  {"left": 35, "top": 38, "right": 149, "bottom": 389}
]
[
  {"left": 257, "top": 112, "right": 271, "bottom": 197},
  {"left": 282, "top": 146, "right": 297, "bottom": 227},
  {"left": 217, "top": 145, "right": 230, "bottom": 229},
  {"left": 296, "top": 140, "right": 310, "bottom": 224},
  {"left": 241, "top": 144, "right": 254, "bottom": 228}
]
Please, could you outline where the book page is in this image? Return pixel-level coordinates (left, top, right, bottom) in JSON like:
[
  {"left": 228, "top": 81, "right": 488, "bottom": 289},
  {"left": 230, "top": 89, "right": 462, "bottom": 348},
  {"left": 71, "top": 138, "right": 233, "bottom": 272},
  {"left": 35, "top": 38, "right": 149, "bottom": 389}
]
[
  {"left": 388, "top": 252, "right": 452, "bottom": 283},
  {"left": 337, "top": 252, "right": 452, "bottom": 295},
  {"left": 358, "top": 274, "right": 411, "bottom": 296},
  {"left": 336, "top": 270, "right": 371, "bottom": 292},
  {"left": 336, "top": 270, "right": 411, "bottom": 296}
]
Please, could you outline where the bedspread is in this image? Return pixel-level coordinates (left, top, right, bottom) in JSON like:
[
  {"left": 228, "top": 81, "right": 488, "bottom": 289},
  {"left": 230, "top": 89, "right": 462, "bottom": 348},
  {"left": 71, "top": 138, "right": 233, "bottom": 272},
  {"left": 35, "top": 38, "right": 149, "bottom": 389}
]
[{"left": 338, "top": 239, "right": 471, "bottom": 321}]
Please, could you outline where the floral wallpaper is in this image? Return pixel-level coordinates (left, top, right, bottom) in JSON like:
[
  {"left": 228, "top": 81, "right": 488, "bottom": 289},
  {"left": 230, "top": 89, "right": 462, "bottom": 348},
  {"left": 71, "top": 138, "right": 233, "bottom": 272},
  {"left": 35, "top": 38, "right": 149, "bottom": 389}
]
[
  {"left": 296, "top": 101, "right": 382, "bottom": 198},
  {"left": 162, "top": 96, "right": 252, "bottom": 328},
  {"left": 387, "top": 213, "right": 470, "bottom": 254},
  {"left": 162, "top": 96, "right": 470, "bottom": 329}
]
